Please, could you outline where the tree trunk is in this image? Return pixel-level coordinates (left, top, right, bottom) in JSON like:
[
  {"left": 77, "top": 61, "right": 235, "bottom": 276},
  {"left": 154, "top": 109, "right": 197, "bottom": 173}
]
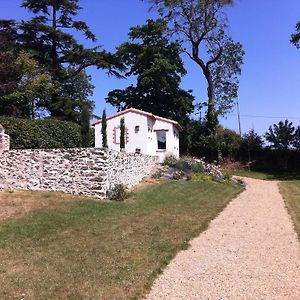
[
  {"left": 49, "top": 4, "right": 61, "bottom": 117},
  {"left": 191, "top": 46, "right": 215, "bottom": 115}
]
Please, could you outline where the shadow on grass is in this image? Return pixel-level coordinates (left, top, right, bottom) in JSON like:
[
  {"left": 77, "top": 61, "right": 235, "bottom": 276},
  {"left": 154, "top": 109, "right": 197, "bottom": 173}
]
[{"left": 223, "top": 169, "right": 300, "bottom": 181}]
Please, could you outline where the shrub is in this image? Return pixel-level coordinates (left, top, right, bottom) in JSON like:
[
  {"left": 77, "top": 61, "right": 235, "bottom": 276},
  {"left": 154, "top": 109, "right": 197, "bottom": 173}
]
[
  {"left": 110, "top": 184, "right": 128, "bottom": 201},
  {"left": 191, "top": 162, "right": 205, "bottom": 173},
  {"left": 174, "top": 159, "right": 190, "bottom": 171},
  {"left": 0, "top": 116, "right": 94, "bottom": 149},
  {"left": 190, "top": 172, "right": 213, "bottom": 181},
  {"left": 152, "top": 170, "right": 164, "bottom": 179},
  {"left": 163, "top": 155, "right": 177, "bottom": 166}
]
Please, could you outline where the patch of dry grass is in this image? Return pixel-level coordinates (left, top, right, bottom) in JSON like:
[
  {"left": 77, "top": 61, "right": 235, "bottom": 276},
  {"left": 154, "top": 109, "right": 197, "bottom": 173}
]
[
  {"left": 0, "top": 190, "right": 78, "bottom": 220},
  {"left": 0, "top": 181, "right": 242, "bottom": 299},
  {"left": 279, "top": 181, "right": 300, "bottom": 240}
]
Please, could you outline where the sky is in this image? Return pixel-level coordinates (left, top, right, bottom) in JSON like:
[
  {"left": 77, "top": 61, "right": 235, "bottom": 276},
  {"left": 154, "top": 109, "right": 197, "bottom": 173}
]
[{"left": 0, "top": 0, "right": 300, "bottom": 135}]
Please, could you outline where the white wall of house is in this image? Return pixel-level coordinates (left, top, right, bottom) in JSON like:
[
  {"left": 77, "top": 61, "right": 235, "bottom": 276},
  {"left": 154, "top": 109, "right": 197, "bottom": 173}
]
[{"left": 94, "top": 110, "right": 180, "bottom": 162}]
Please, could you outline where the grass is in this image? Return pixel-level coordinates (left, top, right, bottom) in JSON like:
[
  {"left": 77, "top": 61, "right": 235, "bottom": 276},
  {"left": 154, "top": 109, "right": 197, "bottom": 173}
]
[
  {"left": 0, "top": 180, "right": 242, "bottom": 300},
  {"left": 222, "top": 169, "right": 300, "bottom": 181},
  {"left": 279, "top": 180, "right": 300, "bottom": 241}
]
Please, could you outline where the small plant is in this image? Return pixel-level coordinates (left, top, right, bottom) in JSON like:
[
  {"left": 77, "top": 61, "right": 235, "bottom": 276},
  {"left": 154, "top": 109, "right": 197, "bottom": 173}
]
[
  {"left": 172, "top": 170, "right": 184, "bottom": 180},
  {"left": 110, "top": 184, "right": 128, "bottom": 201},
  {"left": 174, "top": 159, "right": 190, "bottom": 172},
  {"left": 162, "top": 165, "right": 169, "bottom": 172},
  {"left": 223, "top": 172, "right": 232, "bottom": 181},
  {"left": 152, "top": 170, "right": 164, "bottom": 179},
  {"left": 191, "top": 162, "right": 205, "bottom": 173},
  {"left": 190, "top": 172, "right": 213, "bottom": 182},
  {"left": 163, "top": 155, "right": 177, "bottom": 166}
]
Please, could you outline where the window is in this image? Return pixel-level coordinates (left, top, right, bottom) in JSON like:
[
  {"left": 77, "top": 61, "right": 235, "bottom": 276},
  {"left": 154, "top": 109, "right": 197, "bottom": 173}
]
[
  {"left": 156, "top": 130, "right": 166, "bottom": 150},
  {"left": 135, "top": 125, "right": 140, "bottom": 133}
]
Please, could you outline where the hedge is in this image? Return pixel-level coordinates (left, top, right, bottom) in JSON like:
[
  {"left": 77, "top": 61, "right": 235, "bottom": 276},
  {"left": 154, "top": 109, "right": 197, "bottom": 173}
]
[{"left": 0, "top": 117, "right": 94, "bottom": 149}]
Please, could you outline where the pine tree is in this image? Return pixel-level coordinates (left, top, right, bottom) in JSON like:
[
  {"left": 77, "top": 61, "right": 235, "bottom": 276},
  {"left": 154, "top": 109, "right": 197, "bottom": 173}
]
[
  {"left": 16, "top": 0, "right": 122, "bottom": 121},
  {"left": 120, "top": 117, "right": 125, "bottom": 150},
  {"left": 101, "top": 109, "right": 108, "bottom": 148}
]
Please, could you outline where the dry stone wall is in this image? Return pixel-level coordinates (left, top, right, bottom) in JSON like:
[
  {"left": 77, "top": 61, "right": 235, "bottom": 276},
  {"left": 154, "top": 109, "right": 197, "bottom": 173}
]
[
  {"left": 107, "top": 150, "right": 158, "bottom": 190},
  {"left": 0, "top": 148, "right": 158, "bottom": 199}
]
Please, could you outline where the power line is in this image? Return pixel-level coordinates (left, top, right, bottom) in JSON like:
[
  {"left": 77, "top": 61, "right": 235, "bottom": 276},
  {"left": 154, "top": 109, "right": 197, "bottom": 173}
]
[{"left": 227, "top": 114, "right": 300, "bottom": 120}]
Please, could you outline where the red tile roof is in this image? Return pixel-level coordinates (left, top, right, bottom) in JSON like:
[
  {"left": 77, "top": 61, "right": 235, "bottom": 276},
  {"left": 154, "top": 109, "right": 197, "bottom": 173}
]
[{"left": 91, "top": 108, "right": 183, "bottom": 131}]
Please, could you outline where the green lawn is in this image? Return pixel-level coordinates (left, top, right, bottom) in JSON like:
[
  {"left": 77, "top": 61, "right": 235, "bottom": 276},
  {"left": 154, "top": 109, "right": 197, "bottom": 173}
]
[
  {"left": 0, "top": 180, "right": 242, "bottom": 300},
  {"left": 279, "top": 180, "right": 300, "bottom": 241},
  {"left": 223, "top": 169, "right": 300, "bottom": 181}
]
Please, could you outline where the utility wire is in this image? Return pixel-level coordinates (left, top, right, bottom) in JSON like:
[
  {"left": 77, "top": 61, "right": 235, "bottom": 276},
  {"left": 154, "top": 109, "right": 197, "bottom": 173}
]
[{"left": 227, "top": 114, "right": 300, "bottom": 120}]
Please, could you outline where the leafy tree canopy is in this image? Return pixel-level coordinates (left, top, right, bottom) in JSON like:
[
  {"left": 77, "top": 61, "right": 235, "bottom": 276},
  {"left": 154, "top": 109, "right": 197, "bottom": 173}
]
[
  {"left": 0, "top": 0, "right": 123, "bottom": 121},
  {"left": 265, "top": 120, "right": 295, "bottom": 151},
  {"left": 148, "top": 0, "right": 244, "bottom": 123},
  {"left": 291, "top": 21, "right": 300, "bottom": 48},
  {"left": 106, "top": 19, "right": 194, "bottom": 122}
]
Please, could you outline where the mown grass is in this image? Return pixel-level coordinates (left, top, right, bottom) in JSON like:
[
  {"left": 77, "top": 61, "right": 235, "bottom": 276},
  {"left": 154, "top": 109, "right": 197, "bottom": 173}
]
[
  {"left": 223, "top": 169, "right": 300, "bottom": 181},
  {"left": 279, "top": 180, "right": 300, "bottom": 241},
  {"left": 0, "top": 181, "right": 242, "bottom": 300}
]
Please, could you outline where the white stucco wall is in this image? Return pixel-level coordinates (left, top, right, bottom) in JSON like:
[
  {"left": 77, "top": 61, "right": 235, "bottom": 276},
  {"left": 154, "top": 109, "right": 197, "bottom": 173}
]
[{"left": 94, "top": 111, "right": 180, "bottom": 162}]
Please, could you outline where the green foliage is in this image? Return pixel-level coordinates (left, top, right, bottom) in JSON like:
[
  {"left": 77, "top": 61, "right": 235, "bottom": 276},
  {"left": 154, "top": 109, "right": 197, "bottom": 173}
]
[
  {"left": 265, "top": 120, "right": 295, "bottom": 150},
  {"left": 190, "top": 172, "right": 213, "bottom": 182},
  {"left": 101, "top": 109, "right": 108, "bottom": 148},
  {"left": 152, "top": 170, "right": 164, "bottom": 179},
  {"left": 0, "top": 0, "right": 123, "bottom": 121},
  {"left": 106, "top": 19, "right": 194, "bottom": 123},
  {"left": 150, "top": 0, "right": 244, "bottom": 123},
  {"left": 174, "top": 159, "right": 190, "bottom": 172},
  {"left": 0, "top": 51, "right": 57, "bottom": 118},
  {"left": 0, "top": 117, "right": 81, "bottom": 149},
  {"left": 241, "top": 129, "right": 263, "bottom": 152},
  {"left": 291, "top": 21, "right": 300, "bottom": 48},
  {"left": 120, "top": 117, "right": 125, "bottom": 149},
  {"left": 110, "top": 184, "right": 128, "bottom": 201},
  {"left": 163, "top": 155, "right": 177, "bottom": 167},
  {"left": 189, "top": 122, "right": 242, "bottom": 162},
  {"left": 293, "top": 126, "right": 300, "bottom": 149},
  {"left": 80, "top": 105, "right": 90, "bottom": 147}
]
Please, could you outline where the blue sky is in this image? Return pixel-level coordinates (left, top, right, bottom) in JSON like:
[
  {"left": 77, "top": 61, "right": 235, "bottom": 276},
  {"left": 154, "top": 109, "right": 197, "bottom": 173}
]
[{"left": 1, "top": 0, "right": 300, "bottom": 134}]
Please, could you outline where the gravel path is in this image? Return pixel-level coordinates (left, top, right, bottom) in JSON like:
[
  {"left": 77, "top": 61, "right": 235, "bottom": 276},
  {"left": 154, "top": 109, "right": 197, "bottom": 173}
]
[{"left": 146, "top": 178, "right": 300, "bottom": 300}]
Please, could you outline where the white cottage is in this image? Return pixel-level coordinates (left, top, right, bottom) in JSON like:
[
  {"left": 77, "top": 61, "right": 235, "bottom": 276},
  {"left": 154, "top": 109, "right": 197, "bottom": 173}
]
[{"left": 91, "top": 108, "right": 182, "bottom": 162}]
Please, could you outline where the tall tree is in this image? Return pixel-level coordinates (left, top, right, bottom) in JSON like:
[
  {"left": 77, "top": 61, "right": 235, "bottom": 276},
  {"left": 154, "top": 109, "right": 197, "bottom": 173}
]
[
  {"left": 0, "top": 20, "right": 21, "bottom": 106},
  {"left": 265, "top": 120, "right": 295, "bottom": 151},
  {"left": 101, "top": 109, "right": 108, "bottom": 148},
  {"left": 106, "top": 19, "right": 194, "bottom": 122},
  {"left": 15, "top": 0, "right": 122, "bottom": 120},
  {"left": 1, "top": 51, "right": 57, "bottom": 118},
  {"left": 149, "top": 0, "right": 244, "bottom": 130},
  {"left": 80, "top": 104, "right": 90, "bottom": 147}
]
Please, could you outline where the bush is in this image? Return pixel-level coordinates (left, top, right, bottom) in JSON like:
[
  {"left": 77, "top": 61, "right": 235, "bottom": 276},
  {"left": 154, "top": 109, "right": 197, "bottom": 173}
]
[
  {"left": 174, "top": 159, "right": 190, "bottom": 171},
  {"left": 163, "top": 155, "right": 177, "bottom": 166},
  {"left": 191, "top": 162, "right": 205, "bottom": 173},
  {"left": 0, "top": 117, "right": 94, "bottom": 149},
  {"left": 190, "top": 172, "right": 213, "bottom": 181},
  {"left": 110, "top": 184, "right": 128, "bottom": 201},
  {"left": 152, "top": 170, "right": 164, "bottom": 179}
]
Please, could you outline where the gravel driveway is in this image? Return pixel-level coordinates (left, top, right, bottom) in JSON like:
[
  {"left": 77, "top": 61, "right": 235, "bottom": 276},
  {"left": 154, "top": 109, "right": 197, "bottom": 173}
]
[{"left": 146, "top": 178, "right": 300, "bottom": 300}]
